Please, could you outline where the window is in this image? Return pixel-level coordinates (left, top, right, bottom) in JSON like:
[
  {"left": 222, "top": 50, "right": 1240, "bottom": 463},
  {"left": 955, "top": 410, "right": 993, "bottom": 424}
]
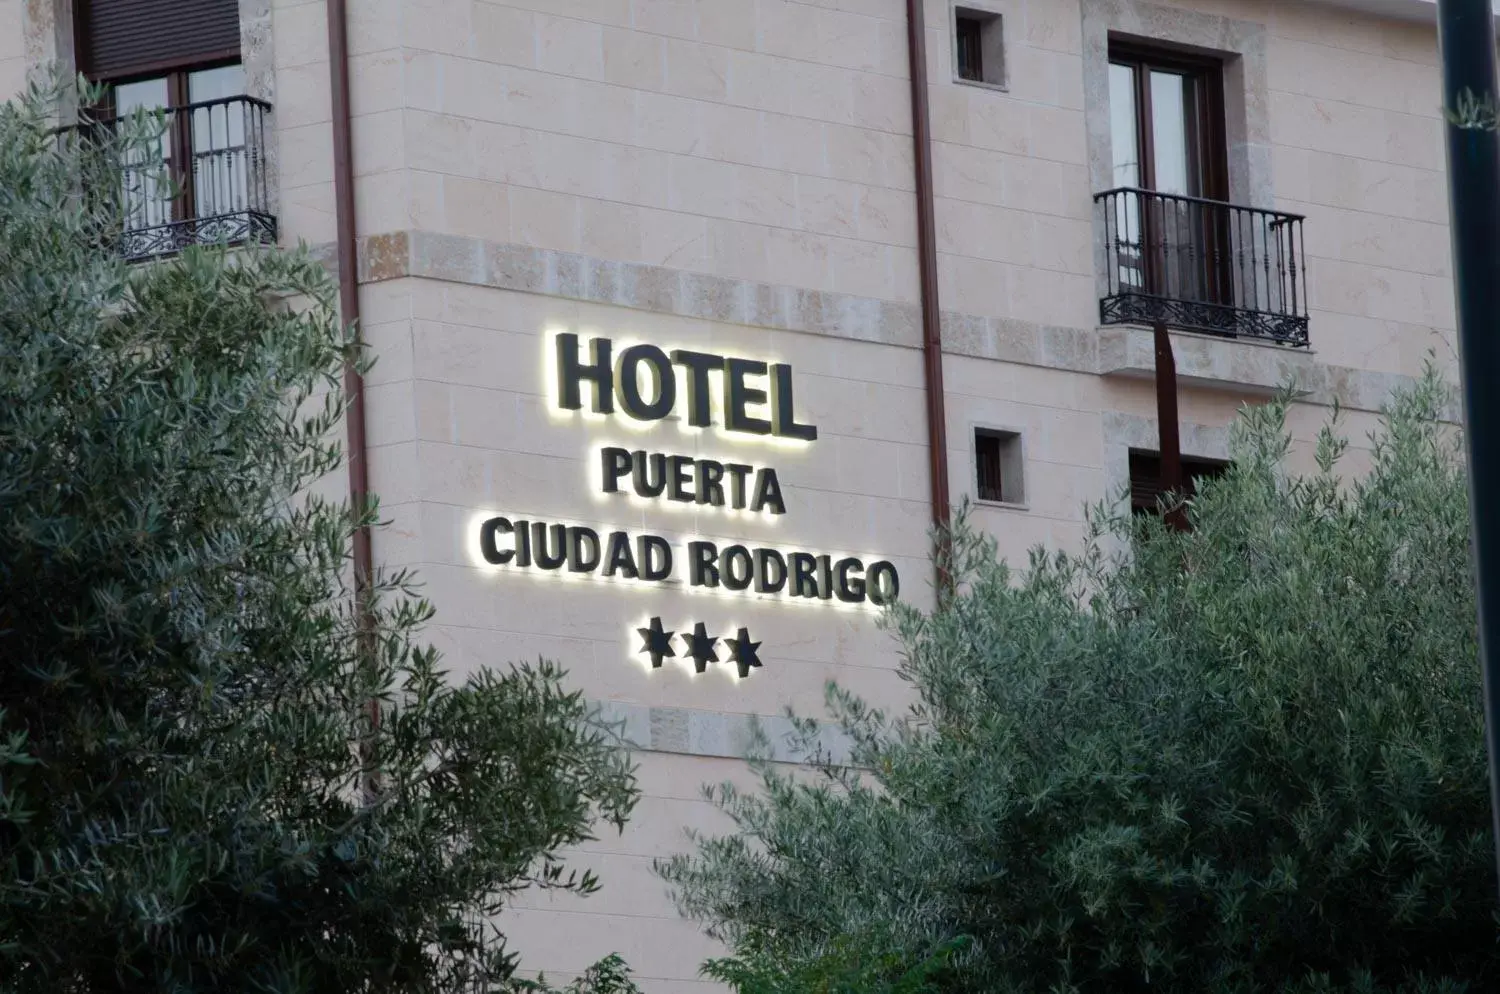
[
  {"left": 74, "top": 0, "right": 272, "bottom": 258},
  {"left": 1128, "top": 450, "right": 1227, "bottom": 516},
  {"left": 1108, "top": 46, "right": 1225, "bottom": 199},
  {"left": 1107, "top": 43, "right": 1230, "bottom": 309},
  {"left": 975, "top": 429, "right": 1024, "bottom": 505},
  {"left": 953, "top": 7, "right": 1004, "bottom": 88},
  {"left": 113, "top": 65, "right": 247, "bottom": 242}
]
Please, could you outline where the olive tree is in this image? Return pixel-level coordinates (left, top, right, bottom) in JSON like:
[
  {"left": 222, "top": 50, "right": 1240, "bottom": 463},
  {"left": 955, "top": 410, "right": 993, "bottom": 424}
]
[
  {"left": 662, "top": 371, "right": 1496, "bottom": 993},
  {"left": 0, "top": 82, "right": 637, "bottom": 993}
]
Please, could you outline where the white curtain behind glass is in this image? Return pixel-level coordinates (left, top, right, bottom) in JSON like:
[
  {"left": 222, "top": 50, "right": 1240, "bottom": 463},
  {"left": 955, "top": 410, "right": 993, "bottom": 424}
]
[
  {"left": 188, "top": 65, "right": 246, "bottom": 222},
  {"left": 1108, "top": 63, "right": 1144, "bottom": 290},
  {"left": 115, "top": 77, "right": 171, "bottom": 234}
]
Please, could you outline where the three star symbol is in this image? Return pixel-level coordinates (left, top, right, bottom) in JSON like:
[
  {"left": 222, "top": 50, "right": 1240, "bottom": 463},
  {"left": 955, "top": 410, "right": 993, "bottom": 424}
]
[
  {"left": 683, "top": 622, "right": 719, "bottom": 673},
  {"left": 725, "top": 627, "right": 763, "bottom": 679},
  {"left": 635, "top": 616, "right": 676, "bottom": 668},
  {"left": 634, "top": 618, "right": 763, "bottom": 677}
]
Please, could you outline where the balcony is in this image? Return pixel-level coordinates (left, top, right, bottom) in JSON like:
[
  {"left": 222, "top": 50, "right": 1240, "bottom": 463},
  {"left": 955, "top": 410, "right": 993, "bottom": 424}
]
[
  {"left": 106, "top": 95, "right": 276, "bottom": 260},
  {"left": 1095, "top": 187, "right": 1309, "bottom": 347}
]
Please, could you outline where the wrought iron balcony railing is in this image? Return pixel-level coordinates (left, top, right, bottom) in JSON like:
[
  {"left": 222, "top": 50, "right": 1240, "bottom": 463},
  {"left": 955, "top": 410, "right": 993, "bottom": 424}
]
[
  {"left": 98, "top": 95, "right": 276, "bottom": 260},
  {"left": 1095, "top": 187, "right": 1309, "bottom": 347}
]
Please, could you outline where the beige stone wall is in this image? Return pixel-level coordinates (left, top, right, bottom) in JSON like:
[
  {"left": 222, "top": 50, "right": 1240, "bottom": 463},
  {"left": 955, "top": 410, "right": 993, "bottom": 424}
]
[
  {"left": 0, "top": 1, "right": 25, "bottom": 99},
  {"left": 928, "top": 0, "right": 1097, "bottom": 330},
  {"left": 1264, "top": 2, "right": 1455, "bottom": 378},
  {"left": 373, "top": 0, "right": 921, "bottom": 303},
  {"left": 270, "top": 0, "right": 334, "bottom": 246}
]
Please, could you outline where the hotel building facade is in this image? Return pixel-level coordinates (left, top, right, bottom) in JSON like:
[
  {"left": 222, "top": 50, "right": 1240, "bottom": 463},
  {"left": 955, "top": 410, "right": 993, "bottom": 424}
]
[{"left": 0, "top": 0, "right": 1467, "bottom": 987}]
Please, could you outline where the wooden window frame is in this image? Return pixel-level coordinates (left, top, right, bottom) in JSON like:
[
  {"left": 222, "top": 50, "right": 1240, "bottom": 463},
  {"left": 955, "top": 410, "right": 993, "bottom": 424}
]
[
  {"left": 81, "top": 49, "right": 243, "bottom": 86},
  {"left": 90, "top": 57, "right": 243, "bottom": 228},
  {"left": 1110, "top": 42, "right": 1233, "bottom": 309},
  {"left": 1108, "top": 42, "right": 1229, "bottom": 202}
]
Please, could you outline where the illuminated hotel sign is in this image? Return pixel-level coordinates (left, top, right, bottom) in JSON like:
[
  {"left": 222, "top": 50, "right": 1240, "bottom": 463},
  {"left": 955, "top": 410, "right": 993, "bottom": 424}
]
[{"left": 474, "top": 334, "right": 902, "bottom": 674}]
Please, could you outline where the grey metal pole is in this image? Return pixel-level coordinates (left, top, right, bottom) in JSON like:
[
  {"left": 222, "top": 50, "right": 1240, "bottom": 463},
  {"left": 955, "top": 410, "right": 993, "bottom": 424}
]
[{"left": 1437, "top": 0, "right": 1500, "bottom": 884}]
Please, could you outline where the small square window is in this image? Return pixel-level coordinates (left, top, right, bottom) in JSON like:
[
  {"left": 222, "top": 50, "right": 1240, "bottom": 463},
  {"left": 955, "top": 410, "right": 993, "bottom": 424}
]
[
  {"left": 975, "top": 428, "right": 1023, "bottom": 504},
  {"left": 953, "top": 6, "right": 1004, "bottom": 88}
]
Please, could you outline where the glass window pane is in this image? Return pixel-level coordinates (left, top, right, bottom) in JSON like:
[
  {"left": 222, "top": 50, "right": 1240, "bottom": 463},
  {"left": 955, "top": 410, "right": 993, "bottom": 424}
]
[
  {"left": 1108, "top": 62, "right": 1139, "bottom": 188},
  {"left": 188, "top": 64, "right": 244, "bottom": 104},
  {"left": 1150, "top": 70, "right": 1192, "bottom": 196},
  {"left": 1150, "top": 71, "right": 1210, "bottom": 302},
  {"left": 1108, "top": 63, "right": 1144, "bottom": 290},
  {"left": 115, "top": 77, "right": 169, "bottom": 115},
  {"left": 188, "top": 65, "right": 246, "bottom": 222},
  {"left": 115, "top": 77, "right": 172, "bottom": 237}
]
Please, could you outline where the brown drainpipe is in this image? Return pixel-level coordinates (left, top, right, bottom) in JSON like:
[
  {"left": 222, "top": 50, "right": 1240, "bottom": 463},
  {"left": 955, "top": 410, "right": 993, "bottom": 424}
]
[
  {"left": 325, "top": 0, "right": 372, "bottom": 592},
  {"left": 905, "top": 0, "right": 953, "bottom": 588},
  {"left": 326, "top": 0, "right": 379, "bottom": 792}
]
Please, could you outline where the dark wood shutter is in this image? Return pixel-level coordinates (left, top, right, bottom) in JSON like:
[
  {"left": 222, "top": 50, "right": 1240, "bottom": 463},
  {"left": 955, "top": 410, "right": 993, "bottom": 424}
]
[
  {"left": 1129, "top": 452, "right": 1164, "bottom": 513},
  {"left": 1129, "top": 452, "right": 1228, "bottom": 514},
  {"left": 77, "top": 0, "right": 241, "bottom": 80}
]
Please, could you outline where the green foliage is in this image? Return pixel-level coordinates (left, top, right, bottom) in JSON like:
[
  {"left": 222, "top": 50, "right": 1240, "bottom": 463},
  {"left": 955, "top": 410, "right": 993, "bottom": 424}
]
[
  {"left": 661, "top": 369, "right": 1497, "bottom": 993},
  {"left": 0, "top": 82, "right": 637, "bottom": 992},
  {"left": 701, "top": 934, "right": 968, "bottom": 994},
  {"left": 513, "top": 954, "right": 643, "bottom": 994}
]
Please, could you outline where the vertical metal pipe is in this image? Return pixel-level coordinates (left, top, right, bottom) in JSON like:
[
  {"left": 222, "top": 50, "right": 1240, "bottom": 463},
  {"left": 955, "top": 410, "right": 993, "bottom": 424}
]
[
  {"left": 326, "top": 0, "right": 372, "bottom": 596},
  {"left": 1437, "top": 0, "right": 1500, "bottom": 885},
  {"left": 326, "top": 0, "right": 379, "bottom": 799},
  {"left": 905, "top": 0, "right": 953, "bottom": 590}
]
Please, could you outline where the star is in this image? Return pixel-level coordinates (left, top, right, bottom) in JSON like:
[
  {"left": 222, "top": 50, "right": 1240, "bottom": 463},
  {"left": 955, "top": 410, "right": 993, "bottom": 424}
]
[
  {"left": 725, "top": 627, "right": 763, "bottom": 679},
  {"left": 636, "top": 617, "right": 675, "bottom": 669},
  {"left": 684, "top": 622, "right": 720, "bottom": 674}
]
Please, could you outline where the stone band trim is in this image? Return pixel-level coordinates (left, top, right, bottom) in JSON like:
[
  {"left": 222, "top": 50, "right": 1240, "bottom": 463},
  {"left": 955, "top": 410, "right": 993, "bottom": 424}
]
[
  {"left": 343, "top": 229, "right": 1447, "bottom": 417},
  {"left": 595, "top": 700, "right": 852, "bottom": 766},
  {"left": 359, "top": 230, "right": 923, "bottom": 348}
]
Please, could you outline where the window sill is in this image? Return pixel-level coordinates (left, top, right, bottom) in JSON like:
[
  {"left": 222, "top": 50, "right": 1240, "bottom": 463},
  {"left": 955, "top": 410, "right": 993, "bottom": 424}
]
[
  {"left": 953, "top": 75, "right": 1008, "bottom": 93},
  {"left": 975, "top": 498, "right": 1028, "bottom": 511}
]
